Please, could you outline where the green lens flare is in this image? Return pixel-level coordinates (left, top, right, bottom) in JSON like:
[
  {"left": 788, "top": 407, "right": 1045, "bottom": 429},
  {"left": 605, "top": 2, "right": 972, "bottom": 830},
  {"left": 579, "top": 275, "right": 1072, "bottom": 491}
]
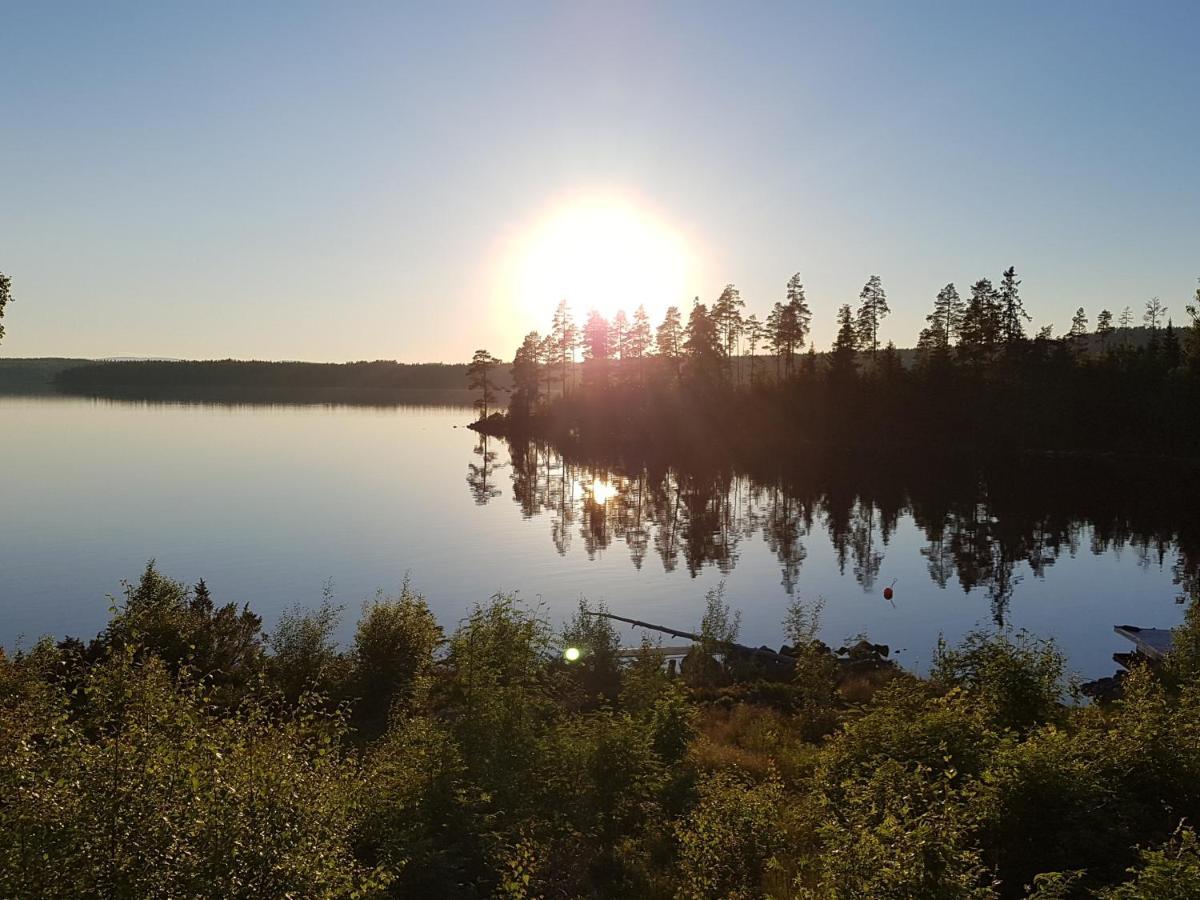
[{"left": 564, "top": 647, "right": 581, "bottom": 662}]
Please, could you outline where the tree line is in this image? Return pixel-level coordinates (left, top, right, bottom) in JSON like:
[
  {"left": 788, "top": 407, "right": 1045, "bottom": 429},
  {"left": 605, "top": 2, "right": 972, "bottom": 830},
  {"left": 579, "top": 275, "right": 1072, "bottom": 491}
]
[
  {"left": 3, "top": 561, "right": 1200, "bottom": 897},
  {"left": 54, "top": 358, "right": 508, "bottom": 402},
  {"left": 470, "top": 272, "right": 1200, "bottom": 456}
]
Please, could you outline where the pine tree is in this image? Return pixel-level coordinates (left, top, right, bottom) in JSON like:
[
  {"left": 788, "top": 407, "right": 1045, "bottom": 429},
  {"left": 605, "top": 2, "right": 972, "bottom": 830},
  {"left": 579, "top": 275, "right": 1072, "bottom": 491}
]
[
  {"left": 537, "top": 333, "right": 557, "bottom": 397},
  {"left": 628, "top": 305, "right": 654, "bottom": 383},
  {"left": 766, "top": 302, "right": 786, "bottom": 379},
  {"left": 1144, "top": 296, "right": 1167, "bottom": 330},
  {"left": 467, "top": 349, "right": 502, "bottom": 420},
  {"left": 957, "top": 279, "right": 1000, "bottom": 367},
  {"left": 785, "top": 272, "right": 812, "bottom": 357},
  {"left": 854, "top": 275, "right": 889, "bottom": 361},
  {"left": 917, "top": 283, "right": 963, "bottom": 363},
  {"left": 611, "top": 310, "right": 629, "bottom": 361},
  {"left": 1065, "top": 307, "right": 1089, "bottom": 357},
  {"left": 656, "top": 305, "right": 684, "bottom": 378},
  {"left": 744, "top": 313, "right": 763, "bottom": 384},
  {"left": 628, "top": 305, "right": 653, "bottom": 359},
  {"left": 711, "top": 284, "right": 745, "bottom": 359},
  {"left": 551, "top": 300, "right": 576, "bottom": 395}
]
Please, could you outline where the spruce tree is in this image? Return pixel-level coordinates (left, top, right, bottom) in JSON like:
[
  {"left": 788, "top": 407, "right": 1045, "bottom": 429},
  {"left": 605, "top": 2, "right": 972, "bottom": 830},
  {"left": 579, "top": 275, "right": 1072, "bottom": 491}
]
[
  {"left": 829, "top": 303, "right": 859, "bottom": 379},
  {"left": 997, "top": 266, "right": 1029, "bottom": 345},
  {"left": 1096, "top": 309, "right": 1114, "bottom": 353}
]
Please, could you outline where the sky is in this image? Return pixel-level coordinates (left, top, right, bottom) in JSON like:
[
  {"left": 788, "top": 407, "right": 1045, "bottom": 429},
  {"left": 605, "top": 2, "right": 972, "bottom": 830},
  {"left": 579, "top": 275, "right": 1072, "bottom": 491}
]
[{"left": 1, "top": 1, "right": 1197, "bottom": 362}]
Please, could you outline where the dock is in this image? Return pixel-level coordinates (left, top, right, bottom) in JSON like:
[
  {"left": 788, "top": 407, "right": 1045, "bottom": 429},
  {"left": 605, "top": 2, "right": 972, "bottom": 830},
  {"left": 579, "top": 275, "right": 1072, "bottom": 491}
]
[{"left": 1113, "top": 625, "right": 1174, "bottom": 662}]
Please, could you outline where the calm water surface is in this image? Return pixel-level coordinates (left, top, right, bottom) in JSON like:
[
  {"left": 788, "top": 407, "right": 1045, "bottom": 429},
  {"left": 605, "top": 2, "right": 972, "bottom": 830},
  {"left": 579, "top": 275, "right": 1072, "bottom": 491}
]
[{"left": 3, "top": 394, "right": 1193, "bottom": 676}]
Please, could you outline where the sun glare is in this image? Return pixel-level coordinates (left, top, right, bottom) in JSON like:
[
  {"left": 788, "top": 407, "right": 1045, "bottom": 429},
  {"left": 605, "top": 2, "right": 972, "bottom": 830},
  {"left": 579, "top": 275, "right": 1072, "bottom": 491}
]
[
  {"left": 511, "top": 196, "right": 690, "bottom": 326},
  {"left": 589, "top": 477, "right": 618, "bottom": 505}
]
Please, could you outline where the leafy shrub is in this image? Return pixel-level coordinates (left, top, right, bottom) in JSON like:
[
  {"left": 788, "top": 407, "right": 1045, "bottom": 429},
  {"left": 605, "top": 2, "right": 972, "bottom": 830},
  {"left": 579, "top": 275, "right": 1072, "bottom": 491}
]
[
  {"left": 932, "top": 629, "right": 1067, "bottom": 733},
  {"left": 675, "top": 768, "right": 792, "bottom": 900},
  {"left": 352, "top": 583, "right": 443, "bottom": 731}
]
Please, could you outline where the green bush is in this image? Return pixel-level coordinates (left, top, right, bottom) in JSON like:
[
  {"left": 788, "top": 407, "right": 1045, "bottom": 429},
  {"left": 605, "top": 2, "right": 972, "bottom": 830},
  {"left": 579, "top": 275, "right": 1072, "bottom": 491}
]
[
  {"left": 0, "top": 645, "right": 389, "bottom": 898},
  {"left": 675, "top": 768, "right": 793, "bottom": 900}
]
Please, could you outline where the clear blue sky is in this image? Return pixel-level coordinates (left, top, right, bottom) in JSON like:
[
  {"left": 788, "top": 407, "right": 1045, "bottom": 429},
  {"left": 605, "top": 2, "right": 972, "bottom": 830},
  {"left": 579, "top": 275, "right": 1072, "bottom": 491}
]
[{"left": 2, "top": 1, "right": 1197, "bottom": 362}]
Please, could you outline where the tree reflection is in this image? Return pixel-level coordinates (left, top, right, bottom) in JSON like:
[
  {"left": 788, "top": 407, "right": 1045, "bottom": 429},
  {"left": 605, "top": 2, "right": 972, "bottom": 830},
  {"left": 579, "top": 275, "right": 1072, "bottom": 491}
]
[
  {"left": 465, "top": 434, "right": 503, "bottom": 505},
  {"left": 470, "top": 438, "right": 1200, "bottom": 616}
]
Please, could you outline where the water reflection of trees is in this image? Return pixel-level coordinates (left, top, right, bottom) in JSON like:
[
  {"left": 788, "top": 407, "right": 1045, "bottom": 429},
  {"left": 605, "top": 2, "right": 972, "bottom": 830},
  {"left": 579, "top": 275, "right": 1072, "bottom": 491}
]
[{"left": 480, "top": 439, "right": 1200, "bottom": 624}]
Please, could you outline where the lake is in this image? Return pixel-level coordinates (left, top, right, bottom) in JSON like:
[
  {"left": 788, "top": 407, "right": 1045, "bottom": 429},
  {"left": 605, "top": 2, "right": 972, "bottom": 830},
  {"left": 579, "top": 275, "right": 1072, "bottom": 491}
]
[{"left": 3, "top": 393, "right": 1194, "bottom": 677}]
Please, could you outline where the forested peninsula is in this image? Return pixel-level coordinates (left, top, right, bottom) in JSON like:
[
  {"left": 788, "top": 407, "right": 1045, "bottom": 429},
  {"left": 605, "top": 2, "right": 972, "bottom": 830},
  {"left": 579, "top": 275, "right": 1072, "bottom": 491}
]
[{"left": 469, "top": 272, "right": 1200, "bottom": 459}]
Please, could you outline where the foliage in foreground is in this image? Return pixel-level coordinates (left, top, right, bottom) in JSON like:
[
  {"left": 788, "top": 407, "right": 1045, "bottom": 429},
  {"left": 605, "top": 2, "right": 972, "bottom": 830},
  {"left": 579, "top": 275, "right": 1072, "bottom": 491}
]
[{"left": 3, "top": 563, "right": 1200, "bottom": 898}]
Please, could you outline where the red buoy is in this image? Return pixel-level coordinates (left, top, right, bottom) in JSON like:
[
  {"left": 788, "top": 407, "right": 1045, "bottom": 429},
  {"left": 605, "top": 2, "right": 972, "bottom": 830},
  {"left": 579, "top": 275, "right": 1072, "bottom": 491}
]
[{"left": 883, "top": 586, "right": 894, "bottom": 601}]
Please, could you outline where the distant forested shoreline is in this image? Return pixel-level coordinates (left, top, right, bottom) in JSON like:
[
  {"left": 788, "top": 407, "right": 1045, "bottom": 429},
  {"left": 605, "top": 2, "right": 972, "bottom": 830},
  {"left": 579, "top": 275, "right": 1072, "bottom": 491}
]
[{"left": 45, "top": 358, "right": 509, "bottom": 405}]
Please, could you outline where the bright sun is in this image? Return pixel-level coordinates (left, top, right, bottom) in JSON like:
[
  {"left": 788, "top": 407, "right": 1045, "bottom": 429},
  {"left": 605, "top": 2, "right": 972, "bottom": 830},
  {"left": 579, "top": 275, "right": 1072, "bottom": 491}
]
[{"left": 510, "top": 195, "right": 691, "bottom": 326}]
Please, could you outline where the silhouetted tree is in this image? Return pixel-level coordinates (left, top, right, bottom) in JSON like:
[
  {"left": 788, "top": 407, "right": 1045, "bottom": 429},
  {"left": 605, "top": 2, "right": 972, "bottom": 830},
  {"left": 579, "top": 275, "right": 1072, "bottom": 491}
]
[
  {"left": 611, "top": 310, "right": 629, "bottom": 361},
  {"left": 1144, "top": 296, "right": 1167, "bottom": 331},
  {"left": 997, "top": 266, "right": 1029, "bottom": 346},
  {"left": 1163, "top": 320, "right": 1182, "bottom": 371},
  {"left": 785, "top": 272, "right": 812, "bottom": 351},
  {"left": 628, "top": 305, "right": 653, "bottom": 360},
  {"left": 656, "top": 305, "right": 685, "bottom": 378},
  {"left": 582, "top": 309, "right": 610, "bottom": 362},
  {"left": 0, "top": 271, "right": 12, "bottom": 345},
  {"left": 467, "top": 349, "right": 502, "bottom": 420},
  {"left": 766, "top": 303, "right": 787, "bottom": 379},
  {"left": 1185, "top": 279, "right": 1200, "bottom": 368},
  {"left": 684, "top": 300, "right": 722, "bottom": 379},
  {"left": 551, "top": 300, "right": 577, "bottom": 395},
  {"left": 1066, "top": 307, "right": 1089, "bottom": 357},
  {"left": 744, "top": 313, "right": 763, "bottom": 383},
  {"left": 917, "top": 283, "right": 963, "bottom": 363},
  {"left": 711, "top": 284, "right": 744, "bottom": 362},
  {"left": 829, "top": 303, "right": 859, "bottom": 380},
  {"left": 958, "top": 279, "right": 1000, "bottom": 367},
  {"left": 854, "top": 275, "right": 889, "bottom": 362},
  {"left": 537, "top": 333, "right": 557, "bottom": 397},
  {"left": 511, "top": 332, "right": 542, "bottom": 416},
  {"left": 1096, "top": 309, "right": 1114, "bottom": 353}
]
